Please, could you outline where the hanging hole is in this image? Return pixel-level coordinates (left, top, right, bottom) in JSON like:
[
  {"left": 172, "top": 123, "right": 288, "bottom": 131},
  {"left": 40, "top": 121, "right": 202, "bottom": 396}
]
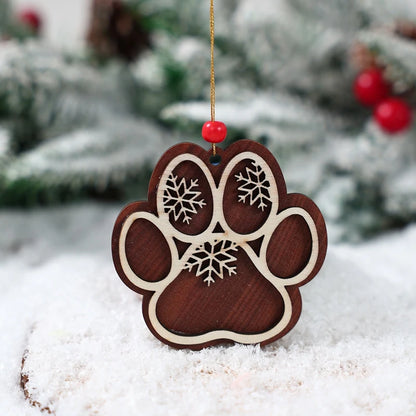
[{"left": 209, "top": 154, "right": 221, "bottom": 165}]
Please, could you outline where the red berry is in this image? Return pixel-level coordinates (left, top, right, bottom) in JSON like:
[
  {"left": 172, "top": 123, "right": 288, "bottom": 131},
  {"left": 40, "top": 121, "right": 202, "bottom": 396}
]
[
  {"left": 202, "top": 121, "right": 227, "bottom": 144},
  {"left": 374, "top": 97, "right": 413, "bottom": 134},
  {"left": 354, "top": 68, "right": 391, "bottom": 107},
  {"left": 18, "top": 9, "right": 43, "bottom": 34}
]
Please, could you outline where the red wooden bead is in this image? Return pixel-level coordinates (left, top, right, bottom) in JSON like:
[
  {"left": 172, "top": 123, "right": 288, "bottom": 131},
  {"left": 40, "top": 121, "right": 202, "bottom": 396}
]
[
  {"left": 354, "top": 68, "right": 391, "bottom": 107},
  {"left": 202, "top": 121, "right": 227, "bottom": 144},
  {"left": 374, "top": 97, "right": 413, "bottom": 134},
  {"left": 18, "top": 9, "right": 43, "bottom": 34}
]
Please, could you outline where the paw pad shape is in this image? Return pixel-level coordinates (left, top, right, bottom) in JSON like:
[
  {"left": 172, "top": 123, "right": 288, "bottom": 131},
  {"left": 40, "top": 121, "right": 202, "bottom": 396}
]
[{"left": 112, "top": 140, "right": 327, "bottom": 349}]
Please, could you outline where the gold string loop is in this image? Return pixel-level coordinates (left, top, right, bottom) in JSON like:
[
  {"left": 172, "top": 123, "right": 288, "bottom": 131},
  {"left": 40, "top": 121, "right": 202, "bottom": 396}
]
[
  {"left": 210, "top": 0, "right": 216, "bottom": 156},
  {"left": 210, "top": 0, "right": 216, "bottom": 123}
]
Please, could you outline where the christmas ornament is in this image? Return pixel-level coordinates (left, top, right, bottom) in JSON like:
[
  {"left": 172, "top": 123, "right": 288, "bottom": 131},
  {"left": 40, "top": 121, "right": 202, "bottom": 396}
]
[
  {"left": 353, "top": 68, "right": 391, "bottom": 107},
  {"left": 18, "top": 8, "right": 42, "bottom": 34},
  {"left": 112, "top": 0, "right": 327, "bottom": 349},
  {"left": 374, "top": 97, "right": 413, "bottom": 134}
]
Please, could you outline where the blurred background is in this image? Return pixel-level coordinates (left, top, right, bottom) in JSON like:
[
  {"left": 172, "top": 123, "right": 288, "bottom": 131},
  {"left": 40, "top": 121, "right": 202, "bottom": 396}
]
[{"left": 1, "top": 0, "right": 416, "bottom": 242}]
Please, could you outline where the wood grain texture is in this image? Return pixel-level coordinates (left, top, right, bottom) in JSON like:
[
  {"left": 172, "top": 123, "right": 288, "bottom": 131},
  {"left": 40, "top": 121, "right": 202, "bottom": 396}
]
[{"left": 112, "top": 140, "right": 327, "bottom": 350}]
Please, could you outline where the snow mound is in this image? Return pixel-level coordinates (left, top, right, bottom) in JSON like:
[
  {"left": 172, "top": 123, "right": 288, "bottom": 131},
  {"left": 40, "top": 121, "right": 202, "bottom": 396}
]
[{"left": 1, "top": 204, "right": 415, "bottom": 415}]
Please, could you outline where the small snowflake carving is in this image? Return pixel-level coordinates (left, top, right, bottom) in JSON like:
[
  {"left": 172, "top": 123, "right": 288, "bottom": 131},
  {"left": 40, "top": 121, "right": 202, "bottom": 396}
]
[
  {"left": 235, "top": 161, "right": 272, "bottom": 211},
  {"left": 184, "top": 240, "right": 238, "bottom": 286},
  {"left": 163, "top": 173, "right": 206, "bottom": 224}
]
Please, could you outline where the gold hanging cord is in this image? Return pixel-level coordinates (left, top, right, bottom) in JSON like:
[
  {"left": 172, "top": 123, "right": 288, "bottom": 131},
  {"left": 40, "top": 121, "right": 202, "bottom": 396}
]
[{"left": 210, "top": 0, "right": 217, "bottom": 156}]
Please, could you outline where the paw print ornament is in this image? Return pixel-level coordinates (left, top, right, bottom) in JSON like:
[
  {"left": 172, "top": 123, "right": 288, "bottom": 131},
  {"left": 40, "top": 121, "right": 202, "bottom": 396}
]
[
  {"left": 112, "top": 139, "right": 327, "bottom": 350},
  {"left": 112, "top": 1, "right": 326, "bottom": 349}
]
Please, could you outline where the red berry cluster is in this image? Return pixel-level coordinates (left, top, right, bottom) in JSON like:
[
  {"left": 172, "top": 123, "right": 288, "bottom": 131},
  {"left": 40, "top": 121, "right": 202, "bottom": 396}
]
[{"left": 354, "top": 68, "right": 413, "bottom": 134}]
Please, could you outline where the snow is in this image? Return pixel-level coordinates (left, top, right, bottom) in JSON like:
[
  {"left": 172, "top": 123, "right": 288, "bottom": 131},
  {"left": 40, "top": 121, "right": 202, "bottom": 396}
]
[
  {"left": 0, "top": 203, "right": 415, "bottom": 415},
  {"left": 161, "top": 95, "right": 328, "bottom": 132},
  {"left": 4, "top": 118, "right": 171, "bottom": 189}
]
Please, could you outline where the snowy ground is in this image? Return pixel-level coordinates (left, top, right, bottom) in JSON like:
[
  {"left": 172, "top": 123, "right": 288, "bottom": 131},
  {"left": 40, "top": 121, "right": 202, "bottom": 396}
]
[{"left": 0, "top": 203, "right": 415, "bottom": 415}]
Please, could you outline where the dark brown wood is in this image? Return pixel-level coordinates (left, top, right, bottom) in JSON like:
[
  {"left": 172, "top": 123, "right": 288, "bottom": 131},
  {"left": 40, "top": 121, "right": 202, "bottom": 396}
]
[
  {"left": 112, "top": 140, "right": 327, "bottom": 350},
  {"left": 21, "top": 352, "right": 54, "bottom": 414}
]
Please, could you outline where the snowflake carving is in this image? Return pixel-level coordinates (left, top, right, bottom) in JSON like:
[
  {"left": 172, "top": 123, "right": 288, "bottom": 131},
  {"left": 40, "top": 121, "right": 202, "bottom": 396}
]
[
  {"left": 163, "top": 174, "right": 206, "bottom": 224},
  {"left": 235, "top": 161, "right": 272, "bottom": 211},
  {"left": 184, "top": 240, "right": 238, "bottom": 286}
]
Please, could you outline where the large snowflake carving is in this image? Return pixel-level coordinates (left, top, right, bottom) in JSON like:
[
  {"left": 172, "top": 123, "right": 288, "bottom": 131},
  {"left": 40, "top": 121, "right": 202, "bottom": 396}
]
[
  {"left": 163, "top": 173, "right": 206, "bottom": 224},
  {"left": 235, "top": 161, "right": 272, "bottom": 211},
  {"left": 184, "top": 240, "right": 238, "bottom": 286}
]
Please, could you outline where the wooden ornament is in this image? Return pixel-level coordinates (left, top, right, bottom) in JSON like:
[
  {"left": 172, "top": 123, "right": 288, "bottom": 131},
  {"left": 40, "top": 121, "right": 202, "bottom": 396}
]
[{"left": 112, "top": 140, "right": 327, "bottom": 350}]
